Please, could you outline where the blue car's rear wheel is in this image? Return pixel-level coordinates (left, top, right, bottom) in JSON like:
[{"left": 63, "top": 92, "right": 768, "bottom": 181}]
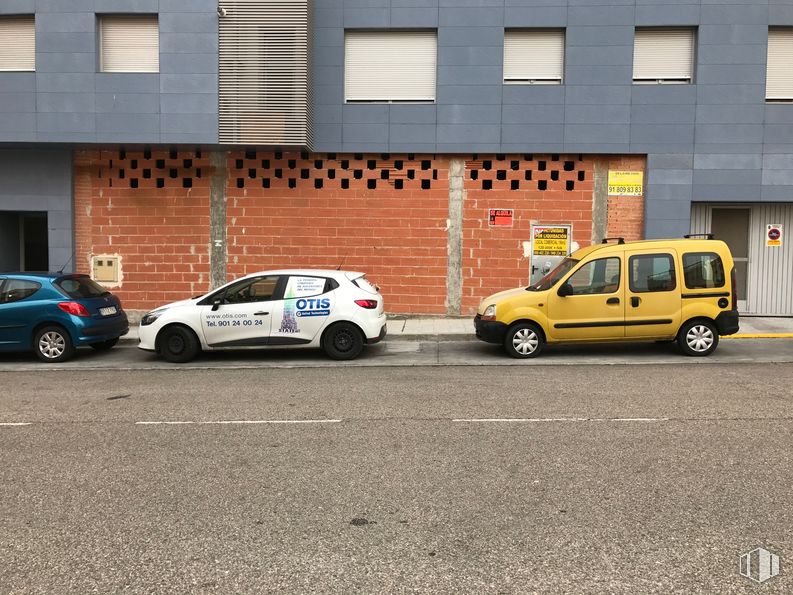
[{"left": 34, "top": 325, "right": 75, "bottom": 363}]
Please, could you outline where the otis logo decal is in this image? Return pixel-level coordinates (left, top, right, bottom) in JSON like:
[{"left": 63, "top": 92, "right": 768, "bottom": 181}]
[{"left": 296, "top": 298, "right": 330, "bottom": 317}]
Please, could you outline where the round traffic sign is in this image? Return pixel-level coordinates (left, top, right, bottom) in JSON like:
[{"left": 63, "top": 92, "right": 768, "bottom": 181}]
[{"left": 768, "top": 227, "right": 781, "bottom": 241}]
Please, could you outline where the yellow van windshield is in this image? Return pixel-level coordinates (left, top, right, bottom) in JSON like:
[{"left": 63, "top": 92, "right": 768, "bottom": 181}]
[{"left": 528, "top": 258, "right": 578, "bottom": 291}]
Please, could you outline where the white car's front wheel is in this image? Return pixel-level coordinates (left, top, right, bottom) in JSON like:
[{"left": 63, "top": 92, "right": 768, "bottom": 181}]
[{"left": 158, "top": 325, "right": 201, "bottom": 363}]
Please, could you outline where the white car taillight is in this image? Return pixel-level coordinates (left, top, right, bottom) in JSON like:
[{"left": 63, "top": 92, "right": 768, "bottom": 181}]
[{"left": 354, "top": 299, "right": 378, "bottom": 309}]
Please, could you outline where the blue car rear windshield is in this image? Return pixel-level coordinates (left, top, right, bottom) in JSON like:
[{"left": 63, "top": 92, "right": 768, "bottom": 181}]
[{"left": 55, "top": 277, "right": 110, "bottom": 298}]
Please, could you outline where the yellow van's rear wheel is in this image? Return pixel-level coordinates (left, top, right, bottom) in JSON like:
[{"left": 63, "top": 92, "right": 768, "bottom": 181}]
[
  {"left": 504, "top": 322, "right": 544, "bottom": 358},
  {"left": 677, "top": 319, "right": 719, "bottom": 356}
]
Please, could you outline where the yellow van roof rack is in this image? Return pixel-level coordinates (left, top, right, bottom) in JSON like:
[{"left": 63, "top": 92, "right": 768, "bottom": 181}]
[
  {"left": 601, "top": 237, "right": 625, "bottom": 244},
  {"left": 683, "top": 233, "right": 714, "bottom": 240}
]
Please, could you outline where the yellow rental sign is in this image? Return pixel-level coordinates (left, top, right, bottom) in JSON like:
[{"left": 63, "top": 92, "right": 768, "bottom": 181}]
[
  {"left": 608, "top": 171, "right": 644, "bottom": 196},
  {"left": 532, "top": 226, "right": 570, "bottom": 256}
]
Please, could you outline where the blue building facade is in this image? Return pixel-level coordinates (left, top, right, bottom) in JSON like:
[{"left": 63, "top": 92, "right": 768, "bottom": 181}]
[{"left": 1, "top": 0, "right": 792, "bottom": 314}]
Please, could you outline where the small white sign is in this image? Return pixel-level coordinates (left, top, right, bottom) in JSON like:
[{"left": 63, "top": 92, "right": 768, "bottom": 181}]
[{"left": 766, "top": 224, "right": 783, "bottom": 248}]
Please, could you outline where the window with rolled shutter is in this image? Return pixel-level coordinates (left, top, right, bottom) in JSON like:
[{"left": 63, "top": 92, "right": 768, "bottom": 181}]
[
  {"left": 345, "top": 31, "right": 437, "bottom": 102},
  {"left": 633, "top": 28, "right": 695, "bottom": 84},
  {"left": 503, "top": 29, "right": 564, "bottom": 84},
  {"left": 767, "top": 28, "right": 793, "bottom": 100},
  {"left": 0, "top": 16, "right": 35, "bottom": 71},
  {"left": 100, "top": 15, "right": 159, "bottom": 73}
]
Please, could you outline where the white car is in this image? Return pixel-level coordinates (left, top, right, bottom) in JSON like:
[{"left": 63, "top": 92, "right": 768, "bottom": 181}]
[{"left": 138, "top": 270, "right": 386, "bottom": 363}]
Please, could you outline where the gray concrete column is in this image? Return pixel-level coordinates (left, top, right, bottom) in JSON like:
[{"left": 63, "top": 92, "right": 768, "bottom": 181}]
[
  {"left": 446, "top": 158, "right": 465, "bottom": 315},
  {"left": 592, "top": 159, "right": 609, "bottom": 243},
  {"left": 209, "top": 151, "right": 227, "bottom": 289}
]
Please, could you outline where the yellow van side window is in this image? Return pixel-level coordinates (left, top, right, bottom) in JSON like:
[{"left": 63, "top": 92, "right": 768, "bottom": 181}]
[
  {"left": 629, "top": 254, "right": 676, "bottom": 293},
  {"left": 683, "top": 252, "right": 725, "bottom": 289}
]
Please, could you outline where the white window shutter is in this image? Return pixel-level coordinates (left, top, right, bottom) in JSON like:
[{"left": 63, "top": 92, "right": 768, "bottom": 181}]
[
  {"left": 0, "top": 16, "right": 35, "bottom": 71},
  {"left": 504, "top": 30, "right": 564, "bottom": 83},
  {"left": 767, "top": 29, "right": 793, "bottom": 100},
  {"left": 345, "top": 31, "right": 436, "bottom": 102},
  {"left": 101, "top": 16, "right": 159, "bottom": 73},
  {"left": 633, "top": 28, "right": 695, "bottom": 83}
]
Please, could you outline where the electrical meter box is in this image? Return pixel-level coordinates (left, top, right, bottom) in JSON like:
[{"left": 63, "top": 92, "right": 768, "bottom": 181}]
[{"left": 92, "top": 256, "right": 119, "bottom": 284}]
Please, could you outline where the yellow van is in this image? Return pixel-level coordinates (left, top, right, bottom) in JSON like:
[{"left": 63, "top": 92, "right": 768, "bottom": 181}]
[{"left": 474, "top": 236, "right": 740, "bottom": 358}]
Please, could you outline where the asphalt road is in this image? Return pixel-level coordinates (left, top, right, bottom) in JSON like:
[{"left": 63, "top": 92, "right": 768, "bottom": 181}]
[{"left": 1, "top": 361, "right": 792, "bottom": 594}]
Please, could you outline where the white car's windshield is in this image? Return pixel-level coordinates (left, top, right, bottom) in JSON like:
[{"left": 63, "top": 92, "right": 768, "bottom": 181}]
[{"left": 527, "top": 258, "right": 578, "bottom": 291}]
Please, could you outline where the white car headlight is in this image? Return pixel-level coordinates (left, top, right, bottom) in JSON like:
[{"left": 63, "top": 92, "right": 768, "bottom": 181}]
[
  {"left": 482, "top": 304, "right": 496, "bottom": 321},
  {"left": 140, "top": 310, "right": 165, "bottom": 326}
]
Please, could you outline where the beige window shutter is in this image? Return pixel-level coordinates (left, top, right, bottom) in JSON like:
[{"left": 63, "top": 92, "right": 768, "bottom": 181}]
[
  {"left": 0, "top": 16, "right": 35, "bottom": 71},
  {"left": 504, "top": 29, "right": 564, "bottom": 83},
  {"left": 100, "top": 15, "right": 159, "bottom": 73},
  {"left": 633, "top": 28, "right": 695, "bottom": 83},
  {"left": 767, "top": 28, "right": 793, "bottom": 100},
  {"left": 345, "top": 31, "right": 437, "bottom": 102}
]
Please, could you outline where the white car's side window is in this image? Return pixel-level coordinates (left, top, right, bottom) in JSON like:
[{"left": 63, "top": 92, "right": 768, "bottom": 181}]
[{"left": 284, "top": 276, "right": 327, "bottom": 299}]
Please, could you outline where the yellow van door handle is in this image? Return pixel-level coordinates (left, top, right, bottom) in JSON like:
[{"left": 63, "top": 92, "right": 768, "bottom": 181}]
[
  {"left": 606, "top": 297, "right": 620, "bottom": 305},
  {"left": 630, "top": 297, "right": 641, "bottom": 308}
]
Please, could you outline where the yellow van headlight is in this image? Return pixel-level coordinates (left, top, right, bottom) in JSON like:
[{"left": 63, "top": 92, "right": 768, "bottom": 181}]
[{"left": 482, "top": 304, "right": 496, "bottom": 321}]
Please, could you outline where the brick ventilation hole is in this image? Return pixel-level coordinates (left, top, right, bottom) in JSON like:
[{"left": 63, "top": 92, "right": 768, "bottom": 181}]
[
  {"left": 466, "top": 154, "right": 586, "bottom": 192},
  {"left": 99, "top": 149, "right": 204, "bottom": 191},
  {"left": 239, "top": 152, "right": 441, "bottom": 191}
]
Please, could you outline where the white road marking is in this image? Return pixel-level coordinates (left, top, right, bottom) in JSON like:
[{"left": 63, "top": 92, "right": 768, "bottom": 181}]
[
  {"left": 0, "top": 422, "right": 32, "bottom": 426},
  {"left": 453, "top": 417, "right": 668, "bottom": 423},
  {"left": 135, "top": 419, "right": 342, "bottom": 426}
]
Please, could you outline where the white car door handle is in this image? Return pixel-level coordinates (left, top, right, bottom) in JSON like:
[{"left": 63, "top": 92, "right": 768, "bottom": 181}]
[{"left": 254, "top": 311, "right": 269, "bottom": 316}]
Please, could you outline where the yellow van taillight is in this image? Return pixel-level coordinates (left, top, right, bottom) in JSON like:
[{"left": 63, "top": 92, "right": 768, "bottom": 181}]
[{"left": 730, "top": 268, "right": 737, "bottom": 310}]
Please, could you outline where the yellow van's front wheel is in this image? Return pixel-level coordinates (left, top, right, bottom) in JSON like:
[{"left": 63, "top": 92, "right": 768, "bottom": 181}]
[
  {"left": 677, "top": 319, "right": 719, "bottom": 357},
  {"left": 504, "top": 322, "right": 545, "bottom": 359}
]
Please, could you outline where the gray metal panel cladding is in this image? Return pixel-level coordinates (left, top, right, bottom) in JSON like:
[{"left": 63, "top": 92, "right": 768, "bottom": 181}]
[{"left": 218, "top": 0, "right": 312, "bottom": 147}]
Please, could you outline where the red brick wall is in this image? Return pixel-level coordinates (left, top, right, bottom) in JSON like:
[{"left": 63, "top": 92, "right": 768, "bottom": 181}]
[
  {"left": 225, "top": 151, "right": 450, "bottom": 314},
  {"left": 73, "top": 150, "right": 645, "bottom": 315},
  {"left": 461, "top": 155, "right": 595, "bottom": 313},
  {"left": 604, "top": 156, "right": 645, "bottom": 241},
  {"left": 73, "top": 149, "right": 211, "bottom": 310}
]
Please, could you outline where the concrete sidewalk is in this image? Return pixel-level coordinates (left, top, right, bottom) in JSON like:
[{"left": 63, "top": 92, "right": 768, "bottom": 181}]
[{"left": 119, "top": 315, "right": 793, "bottom": 343}]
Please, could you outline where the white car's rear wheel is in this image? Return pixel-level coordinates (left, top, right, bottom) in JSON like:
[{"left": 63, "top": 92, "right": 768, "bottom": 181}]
[{"left": 322, "top": 322, "right": 364, "bottom": 360}]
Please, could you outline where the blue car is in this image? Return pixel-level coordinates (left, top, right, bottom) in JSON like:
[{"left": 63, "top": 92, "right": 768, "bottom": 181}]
[{"left": 0, "top": 273, "right": 128, "bottom": 363}]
